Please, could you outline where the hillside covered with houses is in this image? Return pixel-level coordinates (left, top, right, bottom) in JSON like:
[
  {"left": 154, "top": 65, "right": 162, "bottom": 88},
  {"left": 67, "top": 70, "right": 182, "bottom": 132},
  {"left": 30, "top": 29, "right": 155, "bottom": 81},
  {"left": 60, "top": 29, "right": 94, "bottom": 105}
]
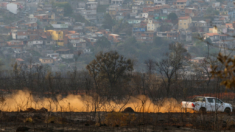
[{"left": 0, "top": 0, "right": 233, "bottom": 73}]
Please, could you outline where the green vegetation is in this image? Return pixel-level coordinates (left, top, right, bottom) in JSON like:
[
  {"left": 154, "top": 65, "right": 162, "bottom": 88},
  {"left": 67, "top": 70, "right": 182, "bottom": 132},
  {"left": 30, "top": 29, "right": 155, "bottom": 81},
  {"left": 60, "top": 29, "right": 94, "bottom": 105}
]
[
  {"left": 64, "top": 3, "right": 73, "bottom": 16},
  {"left": 96, "top": 36, "right": 111, "bottom": 49},
  {"left": 113, "top": 20, "right": 133, "bottom": 36},
  {"left": 30, "top": 50, "right": 41, "bottom": 57},
  {"left": 159, "top": 24, "right": 173, "bottom": 32},
  {"left": 73, "top": 13, "right": 91, "bottom": 25},
  {"left": 3, "top": 14, "right": 16, "bottom": 23},
  {"left": 97, "top": 5, "right": 109, "bottom": 13},
  {"left": 45, "top": 25, "right": 53, "bottom": 30},
  {"left": 87, "top": 35, "right": 172, "bottom": 68},
  {"left": 153, "top": 37, "right": 166, "bottom": 47},
  {"left": 188, "top": 40, "right": 220, "bottom": 57},
  {"left": 115, "top": 37, "right": 170, "bottom": 64},
  {"left": 53, "top": 2, "right": 73, "bottom": 16},
  {"left": 205, "top": 7, "right": 219, "bottom": 18},
  {"left": 103, "top": 13, "right": 114, "bottom": 30},
  {"left": 167, "top": 13, "right": 178, "bottom": 24}
]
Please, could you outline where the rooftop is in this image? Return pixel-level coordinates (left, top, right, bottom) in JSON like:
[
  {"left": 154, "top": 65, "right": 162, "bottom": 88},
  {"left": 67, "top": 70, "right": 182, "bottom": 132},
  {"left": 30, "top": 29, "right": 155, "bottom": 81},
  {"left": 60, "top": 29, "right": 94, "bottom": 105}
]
[
  {"left": 179, "top": 16, "right": 191, "bottom": 20},
  {"left": 16, "top": 58, "right": 24, "bottom": 62},
  {"left": 205, "top": 33, "right": 219, "bottom": 36},
  {"left": 56, "top": 49, "right": 70, "bottom": 52},
  {"left": 177, "top": 0, "right": 187, "bottom": 2},
  {"left": 109, "top": 34, "right": 119, "bottom": 36},
  {"left": 39, "top": 57, "right": 53, "bottom": 60}
]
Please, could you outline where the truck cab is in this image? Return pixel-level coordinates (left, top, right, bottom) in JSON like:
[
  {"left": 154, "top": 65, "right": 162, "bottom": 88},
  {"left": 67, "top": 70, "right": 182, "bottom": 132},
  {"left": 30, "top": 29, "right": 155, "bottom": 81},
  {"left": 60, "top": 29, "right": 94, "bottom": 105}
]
[{"left": 182, "top": 96, "right": 233, "bottom": 113}]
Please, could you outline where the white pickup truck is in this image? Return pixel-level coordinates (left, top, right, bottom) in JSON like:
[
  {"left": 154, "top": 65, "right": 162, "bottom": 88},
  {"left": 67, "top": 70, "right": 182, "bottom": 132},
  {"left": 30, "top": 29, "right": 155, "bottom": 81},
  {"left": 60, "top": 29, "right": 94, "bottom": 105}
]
[{"left": 181, "top": 96, "right": 233, "bottom": 113}]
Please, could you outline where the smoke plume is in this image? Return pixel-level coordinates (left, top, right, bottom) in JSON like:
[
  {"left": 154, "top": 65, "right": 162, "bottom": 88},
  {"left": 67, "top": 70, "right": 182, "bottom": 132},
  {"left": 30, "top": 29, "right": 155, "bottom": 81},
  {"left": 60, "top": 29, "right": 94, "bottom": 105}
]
[{"left": 0, "top": 90, "right": 193, "bottom": 113}]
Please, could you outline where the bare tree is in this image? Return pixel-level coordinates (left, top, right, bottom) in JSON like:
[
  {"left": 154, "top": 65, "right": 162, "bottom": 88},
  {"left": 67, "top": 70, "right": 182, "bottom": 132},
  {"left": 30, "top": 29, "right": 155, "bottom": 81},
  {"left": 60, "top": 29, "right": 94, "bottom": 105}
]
[
  {"left": 145, "top": 59, "right": 156, "bottom": 75},
  {"left": 156, "top": 43, "right": 190, "bottom": 97},
  {"left": 193, "top": 54, "right": 221, "bottom": 86}
]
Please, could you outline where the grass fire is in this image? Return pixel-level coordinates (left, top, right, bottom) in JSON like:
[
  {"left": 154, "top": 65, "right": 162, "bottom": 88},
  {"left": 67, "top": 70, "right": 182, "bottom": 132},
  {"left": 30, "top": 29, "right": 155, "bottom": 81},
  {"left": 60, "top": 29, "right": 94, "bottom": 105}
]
[{"left": 0, "top": 90, "right": 189, "bottom": 113}]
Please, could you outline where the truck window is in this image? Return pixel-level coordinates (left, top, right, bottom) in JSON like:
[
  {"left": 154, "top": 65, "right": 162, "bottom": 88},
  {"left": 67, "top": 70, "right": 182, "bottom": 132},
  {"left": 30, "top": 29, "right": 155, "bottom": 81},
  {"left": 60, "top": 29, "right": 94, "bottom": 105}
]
[
  {"left": 215, "top": 98, "right": 222, "bottom": 103},
  {"left": 207, "top": 98, "right": 214, "bottom": 103},
  {"left": 192, "top": 97, "right": 205, "bottom": 102},
  {"left": 192, "top": 97, "right": 198, "bottom": 102}
]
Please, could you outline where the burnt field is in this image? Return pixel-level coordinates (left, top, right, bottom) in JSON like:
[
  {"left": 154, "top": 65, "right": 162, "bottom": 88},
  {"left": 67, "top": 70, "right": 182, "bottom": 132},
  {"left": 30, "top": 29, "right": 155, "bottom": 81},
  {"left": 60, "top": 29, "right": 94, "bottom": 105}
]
[
  {"left": 1, "top": 110, "right": 235, "bottom": 132},
  {"left": 0, "top": 91, "right": 235, "bottom": 131}
]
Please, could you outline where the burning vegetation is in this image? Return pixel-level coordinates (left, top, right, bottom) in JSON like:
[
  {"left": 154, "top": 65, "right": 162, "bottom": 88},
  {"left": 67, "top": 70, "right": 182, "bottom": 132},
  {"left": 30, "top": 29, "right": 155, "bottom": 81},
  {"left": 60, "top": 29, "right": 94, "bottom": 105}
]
[{"left": 0, "top": 90, "right": 190, "bottom": 113}]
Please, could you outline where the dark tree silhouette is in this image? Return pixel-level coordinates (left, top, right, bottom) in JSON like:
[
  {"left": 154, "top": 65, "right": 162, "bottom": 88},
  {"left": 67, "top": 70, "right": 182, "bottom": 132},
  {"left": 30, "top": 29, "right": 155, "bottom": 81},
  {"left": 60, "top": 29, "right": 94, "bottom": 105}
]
[
  {"left": 86, "top": 51, "right": 133, "bottom": 89},
  {"left": 167, "top": 13, "right": 178, "bottom": 24},
  {"left": 96, "top": 36, "right": 111, "bottom": 49}
]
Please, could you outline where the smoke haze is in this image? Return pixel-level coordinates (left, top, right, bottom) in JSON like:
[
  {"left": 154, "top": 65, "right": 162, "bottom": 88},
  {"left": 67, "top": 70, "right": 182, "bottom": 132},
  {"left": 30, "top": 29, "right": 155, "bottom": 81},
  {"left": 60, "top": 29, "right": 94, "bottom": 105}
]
[{"left": 0, "top": 90, "right": 193, "bottom": 113}]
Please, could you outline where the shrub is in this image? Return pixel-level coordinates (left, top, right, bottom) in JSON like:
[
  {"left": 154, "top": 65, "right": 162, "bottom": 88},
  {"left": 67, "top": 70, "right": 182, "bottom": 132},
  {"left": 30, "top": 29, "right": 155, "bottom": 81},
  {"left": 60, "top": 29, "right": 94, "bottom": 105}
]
[{"left": 24, "top": 117, "right": 33, "bottom": 123}]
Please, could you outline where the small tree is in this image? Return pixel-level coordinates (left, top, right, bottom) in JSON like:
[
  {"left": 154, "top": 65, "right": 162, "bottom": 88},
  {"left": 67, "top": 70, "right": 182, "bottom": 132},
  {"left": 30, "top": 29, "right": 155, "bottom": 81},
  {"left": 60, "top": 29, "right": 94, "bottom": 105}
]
[
  {"left": 113, "top": 20, "right": 133, "bottom": 36},
  {"left": 159, "top": 24, "right": 173, "bottom": 32},
  {"left": 64, "top": 3, "right": 73, "bottom": 16},
  {"left": 86, "top": 51, "right": 133, "bottom": 93},
  {"left": 103, "top": 14, "right": 114, "bottom": 30},
  {"left": 167, "top": 13, "right": 178, "bottom": 24}
]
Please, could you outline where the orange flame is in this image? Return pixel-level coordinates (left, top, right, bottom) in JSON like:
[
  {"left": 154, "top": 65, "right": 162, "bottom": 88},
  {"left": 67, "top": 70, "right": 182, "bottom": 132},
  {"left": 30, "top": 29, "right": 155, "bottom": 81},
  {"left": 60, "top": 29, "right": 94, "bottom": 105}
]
[{"left": 0, "top": 90, "right": 194, "bottom": 113}]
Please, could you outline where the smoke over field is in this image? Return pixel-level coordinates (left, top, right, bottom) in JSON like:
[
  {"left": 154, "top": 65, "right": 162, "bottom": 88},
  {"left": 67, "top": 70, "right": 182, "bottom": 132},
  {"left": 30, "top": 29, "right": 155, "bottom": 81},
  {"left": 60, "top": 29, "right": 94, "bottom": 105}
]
[{"left": 0, "top": 90, "right": 193, "bottom": 113}]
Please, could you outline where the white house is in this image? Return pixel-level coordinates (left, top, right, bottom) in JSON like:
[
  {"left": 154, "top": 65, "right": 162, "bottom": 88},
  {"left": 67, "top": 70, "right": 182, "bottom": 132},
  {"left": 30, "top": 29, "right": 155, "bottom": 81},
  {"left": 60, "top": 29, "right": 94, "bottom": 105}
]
[
  {"left": 212, "top": 2, "right": 220, "bottom": 8},
  {"left": 86, "top": 2, "right": 98, "bottom": 10},
  {"left": 61, "top": 54, "right": 74, "bottom": 59},
  {"left": 16, "top": 31, "right": 28, "bottom": 40},
  {"left": 70, "top": 38, "right": 86, "bottom": 44},
  {"left": 45, "top": 40, "right": 56, "bottom": 45},
  {"left": 27, "top": 40, "right": 43, "bottom": 46},
  {"left": 146, "top": 19, "right": 159, "bottom": 32},
  {"left": 154, "top": 0, "right": 165, "bottom": 5},
  {"left": 147, "top": 23, "right": 156, "bottom": 31},
  {"left": 7, "top": 3, "right": 18, "bottom": 14},
  {"left": 142, "top": 13, "right": 148, "bottom": 18},
  {"left": 12, "top": 33, "right": 27, "bottom": 39},
  {"left": 51, "top": 24, "right": 69, "bottom": 29},
  {"left": 83, "top": 48, "right": 91, "bottom": 54},
  {"left": 47, "top": 53, "right": 60, "bottom": 59},
  {"left": 73, "top": 43, "right": 86, "bottom": 48},
  {"left": 28, "top": 14, "right": 37, "bottom": 23},
  {"left": 80, "top": 9, "right": 97, "bottom": 21},
  {"left": 132, "top": 6, "right": 139, "bottom": 13},
  {"left": 98, "top": 0, "right": 109, "bottom": 5},
  {"left": 111, "top": 0, "right": 124, "bottom": 5},
  {"left": 11, "top": 29, "right": 17, "bottom": 39}
]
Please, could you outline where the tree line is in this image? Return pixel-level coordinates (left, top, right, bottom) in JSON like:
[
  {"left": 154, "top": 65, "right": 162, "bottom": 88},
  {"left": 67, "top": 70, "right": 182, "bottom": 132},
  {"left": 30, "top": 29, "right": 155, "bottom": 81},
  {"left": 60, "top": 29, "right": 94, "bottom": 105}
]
[{"left": 0, "top": 43, "right": 233, "bottom": 104}]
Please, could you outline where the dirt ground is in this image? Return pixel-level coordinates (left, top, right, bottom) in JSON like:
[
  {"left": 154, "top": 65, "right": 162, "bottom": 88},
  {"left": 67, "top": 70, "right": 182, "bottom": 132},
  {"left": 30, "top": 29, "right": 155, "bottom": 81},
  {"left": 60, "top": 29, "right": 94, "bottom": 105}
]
[{"left": 0, "top": 111, "right": 235, "bottom": 132}]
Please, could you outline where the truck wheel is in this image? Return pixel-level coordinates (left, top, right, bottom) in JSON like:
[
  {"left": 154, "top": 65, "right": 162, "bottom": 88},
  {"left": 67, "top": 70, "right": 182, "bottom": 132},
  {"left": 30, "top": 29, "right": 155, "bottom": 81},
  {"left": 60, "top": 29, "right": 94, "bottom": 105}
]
[
  {"left": 225, "top": 108, "right": 231, "bottom": 115},
  {"left": 199, "top": 107, "right": 206, "bottom": 114}
]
